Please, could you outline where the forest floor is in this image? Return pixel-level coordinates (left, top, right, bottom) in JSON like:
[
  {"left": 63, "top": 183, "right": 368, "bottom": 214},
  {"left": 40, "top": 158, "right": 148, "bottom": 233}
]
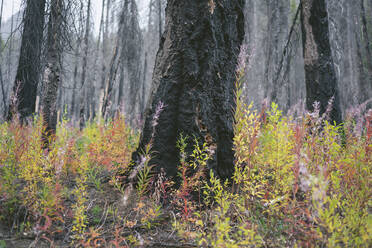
[{"left": 0, "top": 102, "right": 371, "bottom": 247}]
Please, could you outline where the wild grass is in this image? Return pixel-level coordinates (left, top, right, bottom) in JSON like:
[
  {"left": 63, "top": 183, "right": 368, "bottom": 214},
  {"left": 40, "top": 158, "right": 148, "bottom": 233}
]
[{"left": 0, "top": 99, "right": 371, "bottom": 247}]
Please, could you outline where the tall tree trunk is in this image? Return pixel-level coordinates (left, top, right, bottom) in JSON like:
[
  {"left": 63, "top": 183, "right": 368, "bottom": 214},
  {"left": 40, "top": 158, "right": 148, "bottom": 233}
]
[
  {"left": 301, "top": 0, "right": 342, "bottom": 124},
  {"left": 70, "top": 40, "right": 80, "bottom": 119},
  {"left": 8, "top": 0, "right": 46, "bottom": 121},
  {"left": 126, "top": 0, "right": 142, "bottom": 124},
  {"left": 70, "top": 2, "right": 84, "bottom": 120},
  {"left": 101, "top": 39, "right": 121, "bottom": 119},
  {"left": 102, "top": 0, "right": 129, "bottom": 119},
  {"left": 41, "top": 0, "right": 63, "bottom": 136},
  {"left": 134, "top": 0, "right": 245, "bottom": 179},
  {"left": 79, "top": 0, "right": 91, "bottom": 129},
  {"left": 98, "top": 0, "right": 111, "bottom": 118}
]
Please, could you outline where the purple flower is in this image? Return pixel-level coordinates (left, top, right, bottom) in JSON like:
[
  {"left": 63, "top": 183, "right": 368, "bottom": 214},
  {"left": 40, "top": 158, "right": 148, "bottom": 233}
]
[{"left": 151, "top": 101, "right": 166, "bottom": 128}]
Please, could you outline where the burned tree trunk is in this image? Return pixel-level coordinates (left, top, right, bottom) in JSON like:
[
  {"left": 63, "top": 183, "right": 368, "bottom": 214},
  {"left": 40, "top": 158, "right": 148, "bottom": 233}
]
[
  {"left": 8, "top": 0, "right": 46, "bottom": 120},
  {"left": 41, "top": 0, "right": 63, "bottom": 136},
  {"left": 301, "top": 0, "right": 342, "bottom": 123},
  {"left": 98, "top": 0, "right": 111, "bottom": 119},
  {"left": 134, "top": 0, "right": 245, "bottom": 179},
  {"left": 102, "top": 0, "right": 129, "bottom": 119},
  {"left": 126, "top": 0, "right": 142, "bottom": 124},
  {"left": 70, "top": 2, "right": 84, "bottom": 120},
  {"left": 79, "top": 0, "right": 92, "bottom": 129}
]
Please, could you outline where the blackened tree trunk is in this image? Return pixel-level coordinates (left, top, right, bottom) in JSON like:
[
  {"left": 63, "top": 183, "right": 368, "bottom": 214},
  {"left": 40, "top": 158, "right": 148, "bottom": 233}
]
[
  {"left": 126, "top": 0, "right": 143, "bottom": 124},
  {"left": 134, "top": 0, "right": 245, "bottom": 179},
  {"left": 301, "top": 0, "right": 342, "bottom": 123},
  {"left": 101, "top": 38, "right": 121, "bottom": 119},
  {"left": 8, "top": 0, "right": 46, "bottom": 120},
  {"left": 102, "top": 0, "right": 128, "bottom": 119},
  {"left": 98, "top": 0, "right": 111, "bottom": 119},
  {"left": 41, "top": 0, "right": 63, "bottom": 136},
  {"left": 70, "top": 2, "right": 84, "bottom": 119},
  {"left": 79, "top": 0, "right": 92, "bottom": 129}
]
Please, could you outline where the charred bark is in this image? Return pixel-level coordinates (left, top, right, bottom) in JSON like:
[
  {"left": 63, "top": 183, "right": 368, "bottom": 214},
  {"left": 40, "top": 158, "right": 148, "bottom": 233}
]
[
  {"left": 70, "top": 39, "right": 80, "bottom": 118},
  {"left": 79, "top": 0, "right": 92, "bottom": 129},
  {"left": 70, "top": 2, "right": 84, "bottom": 119},
  {"left": 101, "top": 38, "right": 120, "bottom": 119},
  {"left": 102, "top": 0, "right": 129, "bottom": 119},
  {"left": 301, "top": 0, "right": 342, "bottom": 123},
  {"left": 98, "top": 0, "right": 111, "bottom": 118},
  {"left": 133, "top": 0, "right": 245, "bottom": 179},
  {"left": 126, "top": 0, "right": 142, "bottom": 124},
  {"left": 41, "top": 0, "right": 63, "bottom": 136},
  {"left": 8, "top": 0, "right": 46, "bottom": 121}
]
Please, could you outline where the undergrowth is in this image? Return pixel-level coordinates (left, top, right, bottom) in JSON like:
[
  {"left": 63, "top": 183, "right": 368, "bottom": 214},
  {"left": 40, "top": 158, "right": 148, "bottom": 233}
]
[{"left": 0, "top": 98, "right": 371, "bottom": 247}]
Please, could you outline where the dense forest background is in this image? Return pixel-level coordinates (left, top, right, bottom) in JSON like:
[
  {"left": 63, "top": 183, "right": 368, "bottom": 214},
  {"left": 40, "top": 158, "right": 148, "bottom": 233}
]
[{"left": 1, "top": 0, "right": 371, "bottom": 125}]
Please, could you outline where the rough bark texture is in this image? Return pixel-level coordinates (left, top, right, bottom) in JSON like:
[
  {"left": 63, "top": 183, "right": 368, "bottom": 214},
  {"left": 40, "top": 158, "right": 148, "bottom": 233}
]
[
  {"left": 41, "top": 0, "right": 63, "bottom": 135},
  {"left": 79, "top": 0, "right": 92, "bottom": 129},
  {"left": 301, "top": 0, "right": 342, "bottom": 123},
  {"left": 134, "top": 0, "right": 245, "bottom": 179},
  {"left": 126, "top": 0, "right": 143, "bottom": 123},
  {"left": 8, "top": 0, "right": 46, "bottom": 120}
]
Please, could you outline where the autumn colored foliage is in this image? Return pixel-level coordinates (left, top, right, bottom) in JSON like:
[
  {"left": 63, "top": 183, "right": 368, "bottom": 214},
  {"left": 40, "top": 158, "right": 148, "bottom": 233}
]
[{"left": 0, "top": 99, "right": 371, "bottom": 247}]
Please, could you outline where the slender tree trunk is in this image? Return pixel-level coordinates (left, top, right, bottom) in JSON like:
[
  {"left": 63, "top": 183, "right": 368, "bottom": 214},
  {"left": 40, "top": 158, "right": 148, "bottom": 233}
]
[
  {"left": 133, "top": 0, "right": 245, "bottom": 179},
  {"left": 300, "top": 0, "right": 342, "bottom": 123},
  {"left": 101, "top": 39, "right": 121, "bottom": 119},
  {"left": 70, "top": 40, "right": 80, "bottom": 119},
  {"left": 117, "top": 0, "right": 130, "bottom": 114},
  {"left": 127, "top": 0, "right": 142, "bottom": 124},
  {"left": 41, "top": 0, "right": 63, "bottom": 136},
  {"left": 70, "top": 2, "right": 84, "bottom": 120},
  {"left": 102, "top": 0, "right": 128, "bottom": 119},
  {"left": 98, "top": 0, "right": 111, "bottom": 118},
  {"left": 79, "top": 0, "right": 91, "bottom": 129},
  {"left": 8, "top": 0, "right": 46, "bottom": 121}
]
